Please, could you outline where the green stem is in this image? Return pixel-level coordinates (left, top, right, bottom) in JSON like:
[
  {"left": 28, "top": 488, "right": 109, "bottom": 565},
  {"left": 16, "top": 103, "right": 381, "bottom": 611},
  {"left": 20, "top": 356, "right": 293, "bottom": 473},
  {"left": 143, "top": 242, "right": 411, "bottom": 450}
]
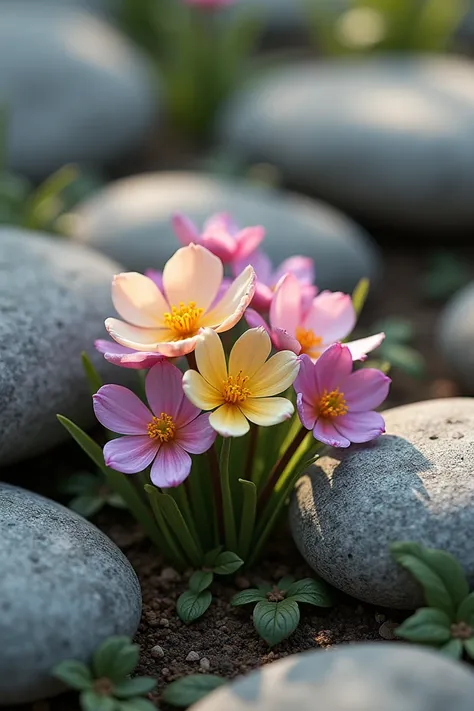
[
  {"left": 168, "top": 484, "right": 200, "bottom": 544},
  {"left": 258, "top": 426, "right": 308, "bottom": 510},
  {"left": 219, "top": 437, "right": 238, "bottom": 552},
  {"left": 245, "top": 425, "right": 259, "bottom": 481},
  {"left": 238, "top": 479, "right": 257, "bottom": 561},
  {"left": 208, "top": 444, "right": 223, "bottom": 544}
]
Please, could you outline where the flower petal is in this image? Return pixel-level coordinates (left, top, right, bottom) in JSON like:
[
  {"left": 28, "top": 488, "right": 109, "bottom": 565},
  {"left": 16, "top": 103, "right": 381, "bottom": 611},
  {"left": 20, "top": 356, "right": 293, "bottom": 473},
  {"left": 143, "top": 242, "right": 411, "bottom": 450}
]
[
  {"left": 201, "top": 265, "right": 256, "bottom": 332},
  {"left": 209, "top": 403, "right": 250, "bottom": 437},
  {"left": 234, "top": 226, "right": 265, "bottom": 261},
  {"left": 202, "top": 231, "right": 236, "bottom": 263},
  {"left": 314, "top": 343, "right": 353, "bottom": 395},
  {"left": 303, "top": 291, "right": 355, "bottom": 344},
  {"left": 233, "top": 249, "right": 272, "bottom": 284},
  {"left": 272, "top": 327, "right": 301, "bottom": 354},
  {"left": 250, "top": 282, "right": 274, "bottom": 312},
  {"left": 112, "top": 272, "right": 169, "bottom": 327},
  {"left": 103, "top": 435, "right": 158, "bottom": 474},
  {"left": 172, "top": 213, "right": 200, "bottom": 246},
  {"left": 155, "top": 333, "right": 202, "bottom": 358},
  {"left": 145, "top": 360, "right": 185, "bottom": 420},
  {"left": 93, "top": 385, "right": 151, "bottom": 434},
  {"left": 245, "top": 308, "right": 271, "bottom": 333},
  {"left": 272, "top": 255, "right": 315, "bottom": 287},
  {"left": 177, "top": 413, "right": 217, "bottom": 454},
  {"left": 144, "top": 269, "right": 163, "bottom": 291},
  {"left": 296, "top": 392, "right": 316, "bottom": 430},
  {"left": 182, "top": 369, "right": 224, "bottom": 410},
  {"left": 247, "top": 350, "right": 300, "bottom": 397},
  {"left": 334, "top": 411, "right": 386, "bottom": 443},
  {"left": 194, "top": 327, "right": 227, "bottom": 389},
  {"left": 150, "top": 442, "right": 191, "bottom": 487},
  {"left": 313, "top": 418, "right": 351, "bottom": 448},
  {"left": 228, "top": 327, "right": 271, "bottom": 380},
  {"left": 342, "top": 369, "right": 391, "bottom": 412},
  {"left": 294, "top": 353, "right": 319, "bottom": 403},
  {"left": 269, "top": 273, "right": 301, "bottom": 336},
  {"left": 163, "top": 244, "right": 223, "bottom": 313},
  {"left": 105, "top": 318, "right": 166, "bottom": 352},
  {"left": 345, "top": 332, "right": 386, "bottom": 361},
  {"left": 95, "top": 340, "right": 166, "bottom": 369},
  {"left": 240, "top": 396, "right": 294, "bottom": 427}
]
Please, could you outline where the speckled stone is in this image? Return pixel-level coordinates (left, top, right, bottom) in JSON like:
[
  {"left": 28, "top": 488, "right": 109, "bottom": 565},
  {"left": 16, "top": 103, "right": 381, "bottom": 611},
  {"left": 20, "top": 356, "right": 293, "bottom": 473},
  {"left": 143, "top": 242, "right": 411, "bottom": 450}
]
[
  {"left": 289, "top": 398, "right": 474, "bottom": 609},
  {"left": 0, "top": 227, "right": 127, "bottom": 466},
  {"left": 0, "top": 2, "right": 156, "bottom": 180},
  {"left": 437, "top": 283, "right": 474, "bottom": 393},
  {"left": 71, "top": 171, "right": 381, "bottom": 293},
  {"left": 190, "top": 643, "right": 474, "bottom": 711},
  {"left": 218, "top": 56, "right": 474, "bottom": 234},
  {"left": 0, "top": 483, "right": 141, "bottom": 705}
]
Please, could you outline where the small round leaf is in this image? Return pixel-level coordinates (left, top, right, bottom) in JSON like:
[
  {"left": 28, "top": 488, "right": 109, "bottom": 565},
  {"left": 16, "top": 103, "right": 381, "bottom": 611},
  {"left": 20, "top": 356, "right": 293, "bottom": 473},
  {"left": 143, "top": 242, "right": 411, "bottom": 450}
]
[
  {"left": 189, "top": 571, "right": 214, "bottom": 594},
  {"left": 177, "top": 590, "right": 212, "bottom": 623},
  {"left": 114, "top": 677, "right": 157, "bottom": 699},
  {"left": 52, "top": 660, "right": 92, "bottom": 690},
  {"left": 253, "top": 599, "right": 300, "bottom": 647},
  {"left": 162, "top": 674, "right": 226, "bottom": 707},
  {"left": 231, "top": 589, "right": 266, "bottom": 606},
  {"left": 212, "top": 551, "right": 244, "bottom": 575}
]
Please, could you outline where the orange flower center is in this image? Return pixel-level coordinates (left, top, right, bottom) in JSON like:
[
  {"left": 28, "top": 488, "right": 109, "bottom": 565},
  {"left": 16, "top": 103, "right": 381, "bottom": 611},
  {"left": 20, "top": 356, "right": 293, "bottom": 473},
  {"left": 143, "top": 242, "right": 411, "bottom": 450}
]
[
  {"left": 147, "top": 413, "right": 176, "bottom": 442},
  {"left": 164, "top": 301, "right": 203, "bottom": 339},
  {"left": 295, "top": 326, "right": 323, "bottom": 357},
  {"left": 223, "top": 371, "right": 252, "bottom": 404},
  {"left": 319, "top": 388, "right": 348, "bottom": 418}
]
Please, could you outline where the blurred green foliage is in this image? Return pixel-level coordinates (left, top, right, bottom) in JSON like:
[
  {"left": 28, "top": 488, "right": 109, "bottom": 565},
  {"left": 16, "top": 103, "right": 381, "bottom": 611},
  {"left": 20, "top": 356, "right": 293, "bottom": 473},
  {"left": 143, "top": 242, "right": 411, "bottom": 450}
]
[
  {"left": 421, "top": 250, "right": 471, "bottom": 302},
  {"left": 369, "top": 316, "right": 426, "bottom": 378}
]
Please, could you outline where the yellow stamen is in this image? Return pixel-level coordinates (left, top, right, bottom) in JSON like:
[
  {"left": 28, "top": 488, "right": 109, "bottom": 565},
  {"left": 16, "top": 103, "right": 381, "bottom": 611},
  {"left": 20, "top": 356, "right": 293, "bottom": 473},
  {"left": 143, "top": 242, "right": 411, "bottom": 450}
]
[
  {"left": 164, "top": 301, "right": 203, "bottom": 339},
  {"left": 296, "top": 326, "right": 323, "bottom": 357},
  {"left": 223, "top": 371, "right": 252, "bottom": 404},
  {"left": 319, "top": 388, "right": 348, "bottom": 418},
  {"left": 147, "top": 413, "right": 176, "bottom": 442}
]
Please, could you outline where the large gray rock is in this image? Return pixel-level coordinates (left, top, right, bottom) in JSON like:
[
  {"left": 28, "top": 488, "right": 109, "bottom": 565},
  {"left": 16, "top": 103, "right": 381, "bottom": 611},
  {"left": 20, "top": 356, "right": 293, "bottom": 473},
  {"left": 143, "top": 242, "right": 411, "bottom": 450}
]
[
  {"left": 190, "top": 643, "right": 474, "bottom": 711},
  {"left": 438, "top": 283, "right": 474, "bottom": 393},
  {"left": 0, "top": 227, "right": 125, "bottom": 466},
  {"left": 0, "top": 0, "right": 115, "bottom": 13},
  {"left": 70, "top": 171, "right": 381, "bottom": 293},
  {"left": 0, "top": 483, "right": 141, "bottom": 705},
  {"left": 218, "top": 56, "right": 474, "bottom": 234},
  {"left": 0, "top": 2, "right": 156, "bottom": 180},
  {"left": 290, "top": 398, "right": 474, "bottom": 609}
]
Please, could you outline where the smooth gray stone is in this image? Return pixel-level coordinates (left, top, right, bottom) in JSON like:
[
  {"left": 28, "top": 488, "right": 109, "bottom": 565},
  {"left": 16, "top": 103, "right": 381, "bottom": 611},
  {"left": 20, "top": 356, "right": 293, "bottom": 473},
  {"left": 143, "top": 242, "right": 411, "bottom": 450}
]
[
  {"left": 70, "top": 171, "right": 381, "bottom": 293},
  {"left": 0, "top": 227, "right": 126, "bottom": 466},
  {"left": 0, "top": 483, "right": 141, "bottom": 705},
  {"left": 438, "top": 283, "right": 474, "bottom": 393},
  {"left": 190, "top": 643, "right": 474, "bottom": 711},
  {"left": 289, "top": 398, "right": 474, "bottom": 609},
  {"left": 0, "top": 0, "right": 115, "bottom": 13},
  {"left": 0, "top": 1, "right": 156, "bottom": 180},
  {"left": 218, "top": 56, "right": 474, "bottom": 233}
]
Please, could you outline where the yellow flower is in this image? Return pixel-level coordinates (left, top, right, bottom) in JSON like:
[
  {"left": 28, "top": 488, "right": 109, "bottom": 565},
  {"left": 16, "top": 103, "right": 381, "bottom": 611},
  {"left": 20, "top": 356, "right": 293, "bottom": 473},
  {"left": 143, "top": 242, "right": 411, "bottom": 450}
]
[
  {"left": 105, "top": 244, "right": 255, "bottom": 358},
  {"left": 182, "top": 327, "right": 300, "bottom": 437}
]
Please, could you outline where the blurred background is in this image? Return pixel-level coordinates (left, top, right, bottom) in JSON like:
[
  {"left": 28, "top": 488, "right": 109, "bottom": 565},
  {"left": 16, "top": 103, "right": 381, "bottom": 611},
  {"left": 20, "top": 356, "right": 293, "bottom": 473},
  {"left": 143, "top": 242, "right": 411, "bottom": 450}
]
[{"left": 2, "top": 0, "right": 474, "bottom": 407}]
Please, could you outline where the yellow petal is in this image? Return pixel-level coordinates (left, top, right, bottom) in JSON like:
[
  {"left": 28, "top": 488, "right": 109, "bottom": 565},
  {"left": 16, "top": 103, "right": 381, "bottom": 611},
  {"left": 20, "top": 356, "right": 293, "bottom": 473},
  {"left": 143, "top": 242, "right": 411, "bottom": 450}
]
[
  {"left": 240, "top": 397, "right": 294, "bottom": 427},
  {"left": 194, "top": 328, "right": 227, "bottom": 390},
  {"left": 182, "top": 369, "right": 224, "bottom": 410},
  {"left": 228, "top": 327, "right": 271, "bottom": 380},
  {"left": 163, "top": 244, "right": 223, "bottom": 313},
  {"left": 112, "top": 272, "right": 169, "bottom": 327},
  {"left": 105, "top": 318, "right": 166, "bottom": 352},
  {"left": 201, "top": 265, "right": 256, "bottom": 333},
  {"left": 247, "top": 350, "right": 300, "bottom": 397},
  {"left": 209, "top": 404, "right": 250, "bottom": 437}
]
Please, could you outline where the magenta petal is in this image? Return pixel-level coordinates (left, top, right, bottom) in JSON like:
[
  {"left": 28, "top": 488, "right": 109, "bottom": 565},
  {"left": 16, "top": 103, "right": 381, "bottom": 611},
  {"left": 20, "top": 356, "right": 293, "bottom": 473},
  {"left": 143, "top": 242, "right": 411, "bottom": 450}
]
[
  {"left": 177, "top": 413, "right": 217, "bottom": 454},
  {"left": 313, "top": 417, "right": 351, "bottom": 448},
  {"left": 95, "top": 339, "right": 166, "bottom": 370},
  {"left": 245, "top": 308, "right": 271, "bottom": 333},
  {"left": 234, "top": 226, "right": 265, "bottom": 262},
  {"left": 273, "top": 255, "right": 315, "bottom": 287},
  {"left": 272, "top": 327, "right": 301, "bottom": 354},
  {"left": 345, "top": 332, "right": 385, "bottom": 361},
  {"left": 250, "top": 282, "right": 273, "bottom": 312},
  {"left": 234, "top": 249, "right": 273, "bottom": 284},
  {"left": 172, "top": 213, "right": 200, "bottom": 246},
  {"left": 103, "top": 435, "right": 158, "bottom": 473},
  {"left": 334, "top": 411, "right": 385, "bottom": 443},
  {"left": 145, "top": 361, "right": 185, "bottom": 420},
  {"left": 296, "top": 392, "right": 316, "bottom": 430},
  {"left": 304, "top": 291, "right": 355, "bottom": 344},
  {"left": 294, "top": 354, "right": 318, "bottom": 401},
  {"left": 150, "top": 442, "right": 192, "bottom": 487},
  {"left": 343, "top": 369, "right": 391, "bottom": 412},
  {"left": 95, "top": 339, "right": 133, "bottom": 356},
  {"left": 93, "top": 385, "right": 152, "bottom": 434},
  {"left": 314, "top": 343, "right": 353, "bottom": 394}
]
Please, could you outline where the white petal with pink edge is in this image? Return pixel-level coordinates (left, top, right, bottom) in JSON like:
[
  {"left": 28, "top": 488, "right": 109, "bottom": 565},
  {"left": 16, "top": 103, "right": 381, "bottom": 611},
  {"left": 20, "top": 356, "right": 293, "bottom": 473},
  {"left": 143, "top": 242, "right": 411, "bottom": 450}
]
[
  {"left": 201, "top": 265, "right": 255, "bottom": 332},
  {"left": 163, "top": 244, "right": 223, "bottom": 313},
  {"left": 105, "top": 318, "right": 165, "bottom": 352},
  {"left": 345, "top": 332, "right": 385, "bottom": 361},
  {"left": 112, "top": 272, "right": 169, "bottom": 327}
]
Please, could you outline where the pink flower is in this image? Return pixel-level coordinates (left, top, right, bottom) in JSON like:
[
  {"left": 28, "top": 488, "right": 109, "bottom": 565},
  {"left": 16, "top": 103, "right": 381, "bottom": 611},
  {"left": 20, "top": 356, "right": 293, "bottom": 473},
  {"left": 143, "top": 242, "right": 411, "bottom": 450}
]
[
  {"left": 95, "top": 340, "right": 166, "bottom": 369},
  {"left": 172, "top": 213, "right": 264, "bottom": 265},
  {"left": 294, "top": 345, "right": 391, "bottom": 448},
  {"left": 93, "top": 360, "right": 216, "bottom": 487},
  {"left": 233, "top": 249, "right": 316, "bottom": 312},
  {"left": 182, "top": 0, "right": 235, "bottom": 8},
  {"left": 246, "top": 273, "right": 385, "bottom": 362}
]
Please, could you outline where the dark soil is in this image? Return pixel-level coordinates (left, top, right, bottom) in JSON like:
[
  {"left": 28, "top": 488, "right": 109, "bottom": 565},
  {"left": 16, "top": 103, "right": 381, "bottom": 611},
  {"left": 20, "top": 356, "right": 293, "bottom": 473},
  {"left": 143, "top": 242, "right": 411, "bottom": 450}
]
[{"left": 14, "top": 247, "right": 470, "bottom": 711}]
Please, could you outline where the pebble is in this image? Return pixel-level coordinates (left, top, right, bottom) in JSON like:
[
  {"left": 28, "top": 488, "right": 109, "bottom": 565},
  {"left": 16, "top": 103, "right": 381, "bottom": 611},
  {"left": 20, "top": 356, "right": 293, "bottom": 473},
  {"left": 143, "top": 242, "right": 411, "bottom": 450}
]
[
  {"left": 437, "top": 283, "right": 474, "bottom": 393},
  {"left": 71, "top": 171, "right": 381, "bottom": 294},
  {"left": 290, "top": 398, "right": 474, "bottom": 609},
  {"left": 0, "top": 483, "right": 141, "bottom": 705},
  {"left": 0, "top": 2, "right": 156, "bottom": 180},
  {"left": 200, "top": 658, "right": 211, "bottom": 671},
  {"left": 0, "top": 227, "right": 129, "bottom": 466},
  {"left": 190, "top": 643, "right": 474, "bottom": 711},
  {"left": 186, "top": 651, "right": 201, "bottom": 662},
  {"left": 151, "top": 645, "right": 165, "bottom": 659},
  {"left": 160, "top": 618, "right": 170, "bottom": 627},
  {"left": 378, "top": 621, "right": 398, "bottom": 641},
  {"left": 218, "top": 56, "right": 474, "bottom": 235}
]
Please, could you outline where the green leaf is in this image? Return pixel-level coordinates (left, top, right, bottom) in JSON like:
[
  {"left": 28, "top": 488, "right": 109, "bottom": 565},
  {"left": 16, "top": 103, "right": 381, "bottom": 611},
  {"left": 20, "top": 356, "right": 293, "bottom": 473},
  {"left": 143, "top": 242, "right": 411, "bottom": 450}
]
[
  {"left": 60, "top": 471, "right": 102, "bottom": 496},
  {"left": 421, "top": 250, "right": 470, "bottom": 301},
  {"left": 277, "top": 576, "right": 295, "bottom": 592},
  {"left": 52, "top": 660, "right": 93, "bottom": 690},
  {"left": 149, "top": 489, "right": 203, "bottom": 567},
  {"left": 395, "top": 608, "right": 452, "bottom": 643},
  {"left": 80, "top": 690, "right": 117, "bottom": 711},
  {"left": 177, "top": 589, "right": 212, "bottom": 623},
  {"left": 57, "top": 415, "right": 106, "bottom": 472},
  {"left": 231, "top": 589, "right": 266, "bottom": 606},
  {"left": 113, "top": 677, "right": 157, "bottom": 698},
  {"left": 69, "top": 494, "right": 104, "bottom": 518},
  {"left": 93, "top": 637, "right": 139, "bottom": 682},
  {"left": 285, "top": 578, "right": 333, "bottom": 607},
  {"left": 212, "top": 551, "right": 244, "bottom": 575},
  {"left": 82, "top": 351, "right": 103, "bottom": 395},
  {"left": 380, "top": 343, "right": 425, "bottom": 379},
  {"left": 456, "top": 592, "right": 474, "bottom": 624},
  {"left": 203, "top": 546, "right": 223, "bottom": 567},
  {"left": 440, "top": 638, "right": 464, "bottom": 659},
  {"left": 352, "top": 277, "right": 370, "bottom": 317},
  {"left": 372, "top": 317, "right": 413, "bottom": 343},
  {"left": 118, "top": 699, "right": 157, "bottom": 711},
  {"left": 189, "top": 570, "right": 214, "bottom": 594},
  {"left": 391, "top": 542, "right": 469, "bottom": 618},
  {"left": 464, "top": 638, "right": 474, "bottom": 660},
  {"left": 253, "top": 599, "right": 300, "bottom": 647},
  {"left": 237, "top": 478, "right": 257, "bottom": 561},
  {"left": 162, "top": 674, "right": 226, "bottom": 707}
]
